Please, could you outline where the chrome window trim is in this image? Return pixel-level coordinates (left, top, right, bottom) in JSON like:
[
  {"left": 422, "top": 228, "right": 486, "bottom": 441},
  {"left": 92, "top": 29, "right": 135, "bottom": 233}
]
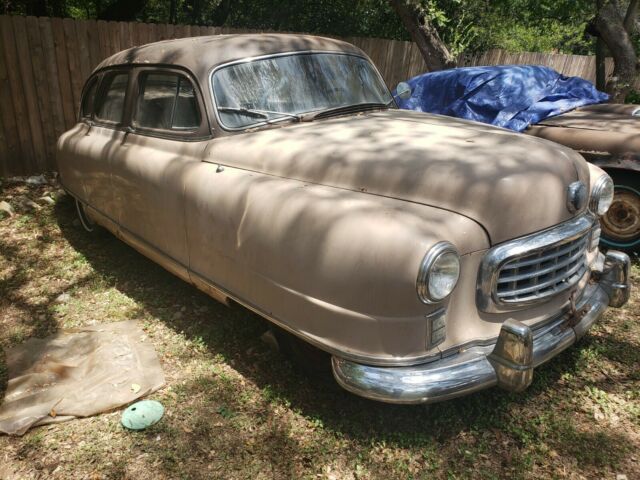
[
  {"left": 93, "top": 69, "right": 132, "bottom": 126},
  {"left": 79, "top": 75, "right": 99, "bottom": 121},
  {"left": 477, "top": 213, "right": 596, "bottom": 313},
  {"left": 132, "top": 70, "right": 202, "bottom": 136},
  {"left": 208, "top": 50, "right": 392, "bottom": 133}
]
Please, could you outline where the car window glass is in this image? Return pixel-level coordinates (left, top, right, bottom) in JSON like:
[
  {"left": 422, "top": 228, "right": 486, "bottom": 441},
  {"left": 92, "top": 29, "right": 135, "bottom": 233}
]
[
  {"left": 95, "top": 73, "right": 129, "bottom": 123},
  {"left": 173, "top": 79, "right": 200, "bottom": 129},
  {"left": 135, "top": 72, "right": 200, "bottom": 131},
  {"left": 213, "top": 53, "right": 391, "bottom": 129},
  {"left": 81, "top": 79, "right": 97, "bottom": 118}
]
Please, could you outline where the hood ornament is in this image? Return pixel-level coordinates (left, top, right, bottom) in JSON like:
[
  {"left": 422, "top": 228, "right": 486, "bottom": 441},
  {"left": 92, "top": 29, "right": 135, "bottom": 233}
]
[{"left": 567, "top": 181, "right": 587, "bottom": 213}]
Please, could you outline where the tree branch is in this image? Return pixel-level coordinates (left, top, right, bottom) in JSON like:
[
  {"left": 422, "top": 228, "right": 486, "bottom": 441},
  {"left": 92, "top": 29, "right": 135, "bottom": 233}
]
[
  {"left": 388, "top": 0, "right": 456, "bottom": 72},
  {"left": 597, "top": 0, "right": 639, "bottom": 101},
  {"left": 624, "top": 0, "right": 640, "bottom": 34}
]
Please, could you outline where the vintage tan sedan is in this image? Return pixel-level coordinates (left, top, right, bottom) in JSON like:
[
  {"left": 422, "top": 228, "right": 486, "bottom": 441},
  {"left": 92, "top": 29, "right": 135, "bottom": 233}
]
[{"left": 57, "top": 34, "right": 631, "bottom": 404}]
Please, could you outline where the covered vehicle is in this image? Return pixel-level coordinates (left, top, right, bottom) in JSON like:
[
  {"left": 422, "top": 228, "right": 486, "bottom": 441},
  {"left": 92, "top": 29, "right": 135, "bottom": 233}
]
[
  {"left": 57, "top": 35, "right": 630, "bottom": 404},
  {"left": 395, "top": 65, "right": 640, "bottom": 252}
]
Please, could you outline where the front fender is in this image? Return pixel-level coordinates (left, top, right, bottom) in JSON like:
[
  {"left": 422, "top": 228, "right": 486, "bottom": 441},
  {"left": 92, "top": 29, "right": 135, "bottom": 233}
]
[{"left": 183, "top": 162, "right": 489, "bottom": 364}]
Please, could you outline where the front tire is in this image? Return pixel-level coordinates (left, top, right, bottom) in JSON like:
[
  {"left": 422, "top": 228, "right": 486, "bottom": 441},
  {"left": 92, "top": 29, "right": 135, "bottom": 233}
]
[
  {"left": 600, "top": 170, "right": 640, "bottom": 253},
  {"left": 270, "top": 325, "right": 333, "bottom": 379}
]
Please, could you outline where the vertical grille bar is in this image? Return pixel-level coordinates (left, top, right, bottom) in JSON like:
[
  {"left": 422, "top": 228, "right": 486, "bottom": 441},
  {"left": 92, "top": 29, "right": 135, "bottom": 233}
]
[
  {"left": 477, "top": 214, "right": 596, "bottom": 313},
  {"left": 495, "top": 234, "right": 589, "bottom": 304}
]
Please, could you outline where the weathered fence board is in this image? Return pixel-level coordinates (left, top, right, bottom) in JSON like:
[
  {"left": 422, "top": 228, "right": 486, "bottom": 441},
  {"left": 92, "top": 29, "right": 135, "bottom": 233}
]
[{"left": 0, "top": 14, "right": 631, "bottom": 176}]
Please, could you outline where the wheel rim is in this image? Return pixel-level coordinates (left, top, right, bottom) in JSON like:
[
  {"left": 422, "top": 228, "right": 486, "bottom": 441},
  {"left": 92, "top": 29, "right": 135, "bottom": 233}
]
[
  {"left": 75, "top": 199, "right": 95, "bottom": 233},
  {"left": 600, "top": 185, "right": 640, "bottom": 246}
]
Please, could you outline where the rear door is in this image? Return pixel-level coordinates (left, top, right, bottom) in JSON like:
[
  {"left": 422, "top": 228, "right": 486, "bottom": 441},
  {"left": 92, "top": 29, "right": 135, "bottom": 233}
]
[
  {"left": 57, "top": 70, "right": 129, "bottom": 223},
  {"left": 83, "top": 70, "right": 131, "bottom": 221}
]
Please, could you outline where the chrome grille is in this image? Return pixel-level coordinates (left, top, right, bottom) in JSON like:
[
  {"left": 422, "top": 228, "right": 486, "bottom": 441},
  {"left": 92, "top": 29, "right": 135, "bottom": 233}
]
[
  {"left": 476, "top": 214, "right": 595, "bottom": 313},
  {"left": 495, "top": 233, "right": 589, "bottom": 304}
]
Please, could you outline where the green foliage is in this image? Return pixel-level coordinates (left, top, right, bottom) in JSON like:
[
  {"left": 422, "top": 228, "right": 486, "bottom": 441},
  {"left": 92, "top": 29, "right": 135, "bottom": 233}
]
[
  {"left": 429, "top": 0, "right": 595, "bottom": 55},
  {"left": 483, "top": 21, "right": 593, "bottom": 55},
  {"left": 221, "top": 0, "right": 407, "bottom": 39},
  {"left": 625, "top": 89, "right": 640, "bottom": 104},
  {"left": 3, "top": 0, "right": 600, "bottom": 56}
]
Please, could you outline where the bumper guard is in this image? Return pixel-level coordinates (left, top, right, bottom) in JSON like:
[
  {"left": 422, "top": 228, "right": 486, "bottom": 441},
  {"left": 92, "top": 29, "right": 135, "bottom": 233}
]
[{"left": 332, "top": 250, "right": 631, "bottom": 404}]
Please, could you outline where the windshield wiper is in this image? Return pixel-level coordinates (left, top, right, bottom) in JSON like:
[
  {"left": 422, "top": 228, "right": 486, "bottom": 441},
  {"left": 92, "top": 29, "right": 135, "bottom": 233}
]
[
  {"left": 217, "top": 106, "right": 302, "bottom": 123},
  {"left": 300, "top": 102, "right": 390, "bottom": 122}
]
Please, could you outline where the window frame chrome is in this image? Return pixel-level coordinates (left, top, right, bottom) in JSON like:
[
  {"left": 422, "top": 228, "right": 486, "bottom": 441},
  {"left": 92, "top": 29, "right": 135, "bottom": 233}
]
[
  {"left": 93, "top": 68, "right": 133, "bottom": 127},
  {"left": 477, "top": 213, "right": 596, "bottom": 313},
  {"left": 129, "top": 66, "right": 210, "bottom": 141},
  {"left": 208, "top": 50, "right": 393, "bottom": 133},
  {"left": 79, "top": 75, "right": 99, "bottom": 121}
]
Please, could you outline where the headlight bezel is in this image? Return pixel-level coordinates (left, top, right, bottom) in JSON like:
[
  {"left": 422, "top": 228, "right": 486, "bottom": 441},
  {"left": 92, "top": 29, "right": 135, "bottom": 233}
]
[
  {"left": 589, "top": 174, "right": 615, "bottom": 216},
  {"left": 416, "top": 241, "right": 461, "bottom": 304}
]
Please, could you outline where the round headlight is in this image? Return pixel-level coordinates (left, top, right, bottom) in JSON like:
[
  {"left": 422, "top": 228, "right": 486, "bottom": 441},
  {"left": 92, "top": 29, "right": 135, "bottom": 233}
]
[
  {"left": 417, "top": 242, "right": 461, "bottom": 303},
  {"left": 590, "top": 175, "right": 614, "bottom": 216}
]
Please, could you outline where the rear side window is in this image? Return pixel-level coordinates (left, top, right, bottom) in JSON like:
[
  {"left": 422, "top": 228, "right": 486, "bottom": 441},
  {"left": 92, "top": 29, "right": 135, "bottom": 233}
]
[
  {"left": 134, "top": 72, "right": 200, "bottom": 131},
  {"left": 81, "top": 78, "right": 97, "bottom": 119},
  {"left": 95, "top": 72, "right": 129, "bottom": 123}
]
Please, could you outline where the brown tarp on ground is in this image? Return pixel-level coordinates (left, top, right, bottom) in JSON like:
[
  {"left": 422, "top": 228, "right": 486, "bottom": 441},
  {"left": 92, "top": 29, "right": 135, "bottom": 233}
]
[{"left": 0, "top": 321, "right": 165, "bottom": 436}]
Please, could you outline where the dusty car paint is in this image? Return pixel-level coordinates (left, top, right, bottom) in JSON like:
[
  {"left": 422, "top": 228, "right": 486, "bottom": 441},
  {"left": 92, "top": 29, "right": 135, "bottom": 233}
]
[
  {"left": 526, "top": 103, "right": 640, "bottom": 250},
  {"left": 57, "top": 34, "right": 630, "bottom": 403}
]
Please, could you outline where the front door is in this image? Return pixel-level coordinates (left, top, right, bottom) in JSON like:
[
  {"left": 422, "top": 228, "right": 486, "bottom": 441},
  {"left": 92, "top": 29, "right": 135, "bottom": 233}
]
[{"left": 108, "top": 69, "right": 210, "bottom": 276}]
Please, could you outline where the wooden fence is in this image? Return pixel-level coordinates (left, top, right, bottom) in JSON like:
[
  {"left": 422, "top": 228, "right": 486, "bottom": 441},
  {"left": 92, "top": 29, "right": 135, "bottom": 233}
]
[{"left": 0, "top": 14, "right": 628, "bottom": 176}]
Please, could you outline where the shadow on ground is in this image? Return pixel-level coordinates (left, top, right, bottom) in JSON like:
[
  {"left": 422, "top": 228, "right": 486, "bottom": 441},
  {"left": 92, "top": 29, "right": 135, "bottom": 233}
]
[{"left": 34, "top": 194, "right": 638, "bottom": 477}]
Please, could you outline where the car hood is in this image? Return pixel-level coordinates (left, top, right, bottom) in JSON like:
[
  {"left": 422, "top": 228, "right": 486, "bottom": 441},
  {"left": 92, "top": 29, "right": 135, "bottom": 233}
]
[
  {"left": 527, "top": 104, "right": 640, "bottom": 155},
  {"left": 206, "top": 109, "right": 590, "bottom": 245},
  {"left": 536, "top": 104, "right": 640, "bottom": 133}
]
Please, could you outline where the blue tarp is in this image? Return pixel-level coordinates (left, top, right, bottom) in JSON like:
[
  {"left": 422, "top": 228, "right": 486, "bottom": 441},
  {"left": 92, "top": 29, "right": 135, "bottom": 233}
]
[{"left": 394, "top": 65, "right": 609, "bottom": 132}]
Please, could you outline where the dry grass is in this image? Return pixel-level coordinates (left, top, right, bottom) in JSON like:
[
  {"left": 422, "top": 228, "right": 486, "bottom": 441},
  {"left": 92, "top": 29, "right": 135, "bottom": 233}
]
[{"left": 0, "top": 177, "right": 638, "bottom": 480}]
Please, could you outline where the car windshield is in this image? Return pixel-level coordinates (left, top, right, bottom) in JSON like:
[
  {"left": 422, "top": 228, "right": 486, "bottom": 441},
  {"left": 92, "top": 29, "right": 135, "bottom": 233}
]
[{"left": 212, "top": 52, "right": 392, "bottom": 129}]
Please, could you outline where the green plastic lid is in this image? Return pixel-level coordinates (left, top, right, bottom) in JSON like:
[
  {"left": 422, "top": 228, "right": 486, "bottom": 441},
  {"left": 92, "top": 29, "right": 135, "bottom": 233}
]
[{"left": 121, "top": 400, "right": 164, "bottom": 430}]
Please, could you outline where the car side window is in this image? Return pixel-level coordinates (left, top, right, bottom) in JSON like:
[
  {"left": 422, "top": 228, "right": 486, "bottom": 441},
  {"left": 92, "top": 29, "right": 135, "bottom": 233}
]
[
  {"left": 80, "top": 78, "right": 97, "bottom": 119},
  {"left": 134, "top": 72, "right": 201, "bottom": 131},
  {"left": 95, "top": 72, "right": 129, "bottom": 124}
]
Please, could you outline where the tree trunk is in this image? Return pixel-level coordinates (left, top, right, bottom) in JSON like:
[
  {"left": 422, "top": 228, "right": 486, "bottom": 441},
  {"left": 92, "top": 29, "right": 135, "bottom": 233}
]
[
  {"left": 596, "top": 0, "right": 639, "bottom": 102},
  {"left": 624, "top": 0, "right": 639, "bottom": 32},
  {"left": 595, "top": 0, "right": 607, "bottom": 91},
  {"left": 211, "top": 0, "right": 231, "bottom": 26},
  {"left": 169, "top": 0, "right": 177, "bottom": 24},
  {"left": 388, "top": 0, "right": 456, "bottom": 72},
  {"left": 26, "top": 0, "right": 48, "bottom": 16}
]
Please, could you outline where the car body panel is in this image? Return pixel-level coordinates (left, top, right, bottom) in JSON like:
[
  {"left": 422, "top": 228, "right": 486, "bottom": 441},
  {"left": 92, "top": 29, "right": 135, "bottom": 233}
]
[
  {"left": 204, "top": 109, "right": 590, "bottom": 245},
  {"left": 109, "top": 133, "right": 208, "bottom": 269},
  {"left": 533, "top": 104, "right": 640, "bottom": 135},
  {"left": 55, "top": 35, "right": 629, "bottom": 401},
  {"left": 183, "top": 159, "right": 488, "bottom": 362},
  {"left": 396, "top": 65, "right": 640, "bottom": 251},
  {"left": 526, "top": 103, "right": 640, "bottom": 250}
]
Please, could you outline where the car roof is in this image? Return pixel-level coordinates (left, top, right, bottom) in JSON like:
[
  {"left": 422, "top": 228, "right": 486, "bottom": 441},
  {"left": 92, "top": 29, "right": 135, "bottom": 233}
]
[{"left": 93, "top": 33, "right": 366, "bottom": 83}]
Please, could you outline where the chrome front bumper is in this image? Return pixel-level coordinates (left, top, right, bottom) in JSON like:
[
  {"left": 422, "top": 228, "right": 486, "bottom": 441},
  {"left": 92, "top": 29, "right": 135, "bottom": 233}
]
[{"left": 332, "top": 251, "right": 631, "bottom": 404}]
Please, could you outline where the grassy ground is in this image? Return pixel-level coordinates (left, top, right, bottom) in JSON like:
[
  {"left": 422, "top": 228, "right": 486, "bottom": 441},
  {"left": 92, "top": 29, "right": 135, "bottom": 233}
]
[{"left": 0, "top": 177, "right": 638, "bottom": 480}]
